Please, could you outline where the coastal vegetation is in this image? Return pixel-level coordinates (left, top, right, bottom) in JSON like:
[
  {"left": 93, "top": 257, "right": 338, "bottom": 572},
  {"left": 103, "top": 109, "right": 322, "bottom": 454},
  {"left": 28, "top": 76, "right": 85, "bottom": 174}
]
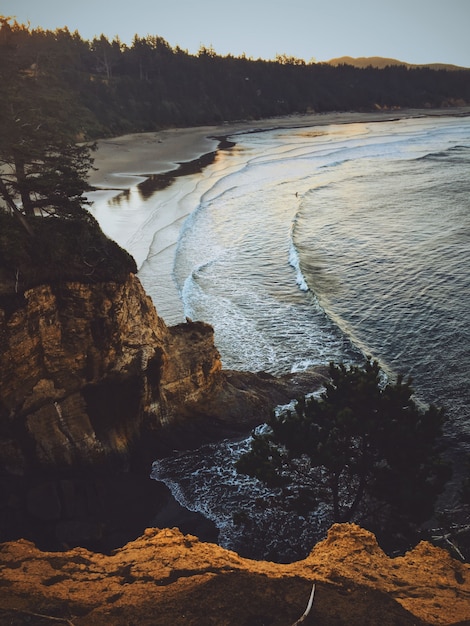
[
  {"left": 0, "top": 212, "right": 136, "bottom": 306},
  {"left": 237, "top": 359, "right": 452, "bottom": 550},
  {"left": 0, "top": 16, "right": 134, "bottom": 290},
  {"left": 0, "top": 17, "right": 96, "bottom": 235},
  {"left": 1, "top": 17, "right": 469, "bottom": 142}
]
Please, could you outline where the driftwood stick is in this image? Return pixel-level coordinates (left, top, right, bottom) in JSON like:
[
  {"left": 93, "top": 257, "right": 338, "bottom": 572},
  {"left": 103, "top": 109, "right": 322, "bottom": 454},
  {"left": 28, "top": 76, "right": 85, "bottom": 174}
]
[
  {"left": 6, "top": 609, "right": 75, "bottom": 625},
  {"left": 292, "top": 582, "right": 316, "bottom": 625},
  {"left": 445, "top": 537, "right": 465, "bottom": 561}
]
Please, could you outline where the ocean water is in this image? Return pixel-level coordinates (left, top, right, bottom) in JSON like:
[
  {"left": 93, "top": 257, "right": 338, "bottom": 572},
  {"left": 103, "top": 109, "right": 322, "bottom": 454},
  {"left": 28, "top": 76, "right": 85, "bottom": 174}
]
[{"left": 91, "top": 115, "right": 470, "bottom": 560}]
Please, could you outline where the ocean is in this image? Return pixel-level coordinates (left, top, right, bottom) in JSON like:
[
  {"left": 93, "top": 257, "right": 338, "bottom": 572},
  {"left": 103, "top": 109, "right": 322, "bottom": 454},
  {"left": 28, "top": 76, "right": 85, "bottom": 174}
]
[{"left": 91, "top": 114, "right": 470, "bottom": 560}]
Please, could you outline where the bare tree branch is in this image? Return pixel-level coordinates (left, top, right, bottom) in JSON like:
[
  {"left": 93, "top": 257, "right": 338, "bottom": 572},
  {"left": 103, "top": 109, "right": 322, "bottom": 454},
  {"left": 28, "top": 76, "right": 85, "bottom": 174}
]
[
  {"left": 4, "top": 609, "right": 76, "bottom": 625},
  {"left": 292, "top": 582, "right": 316, "bottom": 625}
]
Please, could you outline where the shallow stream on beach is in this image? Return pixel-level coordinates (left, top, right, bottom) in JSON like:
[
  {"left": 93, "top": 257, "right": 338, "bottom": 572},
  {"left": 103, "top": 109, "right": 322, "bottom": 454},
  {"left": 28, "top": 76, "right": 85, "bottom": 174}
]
[{"left": 91, "top": 115, "right": 470, "bottom": 559}]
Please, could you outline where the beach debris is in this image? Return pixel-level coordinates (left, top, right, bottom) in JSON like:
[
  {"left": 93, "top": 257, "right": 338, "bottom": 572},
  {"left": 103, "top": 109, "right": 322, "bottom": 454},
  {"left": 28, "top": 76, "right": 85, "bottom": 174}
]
[{"left": 291, "top": 582, "right": 316, "bottom": 625}]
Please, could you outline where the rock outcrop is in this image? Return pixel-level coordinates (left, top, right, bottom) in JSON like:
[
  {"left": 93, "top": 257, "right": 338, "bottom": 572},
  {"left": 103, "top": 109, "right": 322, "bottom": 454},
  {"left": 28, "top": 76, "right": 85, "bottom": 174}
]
[
  {"left": 0, "top": 270, "right": 326, "bottom": 551},
  {"left": 0, "top": 275, "right": 221, "bottom": 470},
  {"left": 0, "top": 273, "right": 326, "bottom": 471},
  {"left": 0, "top": 523, "right": 468, "bottom": 625}
]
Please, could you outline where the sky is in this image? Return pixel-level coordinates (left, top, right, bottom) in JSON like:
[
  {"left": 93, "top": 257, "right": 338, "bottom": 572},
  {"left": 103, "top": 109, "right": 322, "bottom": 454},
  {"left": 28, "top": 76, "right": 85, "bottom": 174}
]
[{"left": 2, "top": 0, "right": 470, "bottom": 67}]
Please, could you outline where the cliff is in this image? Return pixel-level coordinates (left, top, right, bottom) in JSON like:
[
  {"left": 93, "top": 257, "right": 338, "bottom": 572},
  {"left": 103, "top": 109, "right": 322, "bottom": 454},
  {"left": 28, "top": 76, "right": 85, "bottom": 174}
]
[
  {"left": 0, "top": 275, "right": 220, "bottom": 470},
  {"left": 0, "top": 272, "right": 326, "bottom": 469},
  {"left": 0, "top": 523, "right": 468, "bottom": 625},
  {"left": 0, "top": 214, "right": 327, "bottom": 551}
]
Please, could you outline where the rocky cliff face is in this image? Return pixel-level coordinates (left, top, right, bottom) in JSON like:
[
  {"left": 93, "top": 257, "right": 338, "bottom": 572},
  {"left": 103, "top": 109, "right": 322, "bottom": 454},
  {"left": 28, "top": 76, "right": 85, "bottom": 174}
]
[
  {"left": 0, "top": 275, "right": 222, "bottom": 470},
  {"left": 0, "top": 272, "right": 326, "bottom": 550},
  {"left": 0, "top": 523, "right": 468, "bottom": 625}
]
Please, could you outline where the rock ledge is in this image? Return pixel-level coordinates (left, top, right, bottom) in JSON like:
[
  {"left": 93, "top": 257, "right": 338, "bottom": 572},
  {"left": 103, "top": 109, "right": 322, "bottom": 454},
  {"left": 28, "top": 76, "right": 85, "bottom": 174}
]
[{"left": 0, "top": 523, "right": 468, "bottom": 625}]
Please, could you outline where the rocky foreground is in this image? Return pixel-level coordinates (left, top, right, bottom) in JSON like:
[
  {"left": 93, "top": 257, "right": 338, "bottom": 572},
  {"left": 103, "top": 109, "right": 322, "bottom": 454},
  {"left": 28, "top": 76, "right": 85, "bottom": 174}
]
[
  {"left": 0, "top": 523, "right": 469, "bottom": 625},
  {"left": 1, "top": 218, "right": 469, "bottom": 625}
]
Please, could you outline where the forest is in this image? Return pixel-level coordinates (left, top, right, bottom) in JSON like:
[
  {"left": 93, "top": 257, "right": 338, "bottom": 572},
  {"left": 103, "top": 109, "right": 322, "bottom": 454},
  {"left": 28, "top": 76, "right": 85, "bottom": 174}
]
[{"left": 2, "top": 17, "right": 469, "bottom": 140}]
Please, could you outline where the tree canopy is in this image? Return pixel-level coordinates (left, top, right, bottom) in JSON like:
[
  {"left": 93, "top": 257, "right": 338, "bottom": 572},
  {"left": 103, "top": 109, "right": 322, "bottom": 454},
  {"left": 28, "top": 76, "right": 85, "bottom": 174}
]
[
  {"left": 1, "top": 17, "right": 469, "bottom": 141},
  {"left": 236, "top": 359, "right": 451, "bottom": 545},
  {"left": 0, "top": 18, "right": 95, "bottom": 232}
]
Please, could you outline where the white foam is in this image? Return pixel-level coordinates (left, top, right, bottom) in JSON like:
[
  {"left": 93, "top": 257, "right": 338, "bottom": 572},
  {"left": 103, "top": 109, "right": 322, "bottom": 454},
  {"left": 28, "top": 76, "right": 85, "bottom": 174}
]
[{"left": 288, "top": 240, "right": 309, "bottom": 292}]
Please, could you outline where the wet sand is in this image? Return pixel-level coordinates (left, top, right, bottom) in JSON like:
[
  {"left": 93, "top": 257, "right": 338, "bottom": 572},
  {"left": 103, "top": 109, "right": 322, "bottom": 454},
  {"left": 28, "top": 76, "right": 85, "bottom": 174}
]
[
  {"left": 88, "top": 108, "right": 470, "bottom": 191},
  {"left": 87, "top": 107, "right": 470, "bottom": 326}
]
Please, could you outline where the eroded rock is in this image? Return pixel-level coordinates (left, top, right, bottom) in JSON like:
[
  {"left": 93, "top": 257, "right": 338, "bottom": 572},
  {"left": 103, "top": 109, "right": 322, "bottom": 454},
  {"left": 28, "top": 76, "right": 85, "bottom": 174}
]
[
  {"left": 0, "top": 274, "right": 325, "bottom": 550},
  {"left": 0, "top": 523, "right": 468, "bottom": 625}
]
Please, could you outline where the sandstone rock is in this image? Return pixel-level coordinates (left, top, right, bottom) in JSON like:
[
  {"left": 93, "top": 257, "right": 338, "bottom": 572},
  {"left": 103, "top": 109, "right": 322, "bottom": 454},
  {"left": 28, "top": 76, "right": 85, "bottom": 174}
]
[
  {"left": 0, "top": 276, "right": 222, "bottom": 469},
  {"left": 0, "top": 523, "right": 468, "bottom": 625},
  {"left": 0, "top": 273, "right": 326, "bottom": 550}
]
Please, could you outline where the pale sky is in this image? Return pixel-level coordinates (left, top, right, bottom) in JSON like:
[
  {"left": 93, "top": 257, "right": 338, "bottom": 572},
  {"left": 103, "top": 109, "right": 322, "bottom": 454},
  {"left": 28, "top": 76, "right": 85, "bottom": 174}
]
[{"left": 3, "top": 0, "right": 470, "bottom": 67}]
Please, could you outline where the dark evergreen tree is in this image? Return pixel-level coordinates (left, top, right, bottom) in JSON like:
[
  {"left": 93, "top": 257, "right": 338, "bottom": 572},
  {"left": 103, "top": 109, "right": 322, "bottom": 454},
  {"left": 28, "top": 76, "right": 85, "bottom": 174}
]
[
  {"left": 0, "top": 18, "right": 94, "bottom": 232},
  {"left": 237, "top": 359, "right": 451, "bottom": 542}
]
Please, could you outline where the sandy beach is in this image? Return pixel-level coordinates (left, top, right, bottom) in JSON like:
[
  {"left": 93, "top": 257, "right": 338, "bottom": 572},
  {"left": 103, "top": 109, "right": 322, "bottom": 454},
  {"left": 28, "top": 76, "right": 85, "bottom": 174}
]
[{"left": 88, "top": 108, "right": 470, "bottom": 189}]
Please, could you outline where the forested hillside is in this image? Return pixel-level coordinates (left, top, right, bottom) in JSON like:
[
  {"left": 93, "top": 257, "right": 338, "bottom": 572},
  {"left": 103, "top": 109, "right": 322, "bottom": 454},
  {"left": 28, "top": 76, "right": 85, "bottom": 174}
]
[{"left": 2, "top": 17, "right": 470, "bottom": 139}]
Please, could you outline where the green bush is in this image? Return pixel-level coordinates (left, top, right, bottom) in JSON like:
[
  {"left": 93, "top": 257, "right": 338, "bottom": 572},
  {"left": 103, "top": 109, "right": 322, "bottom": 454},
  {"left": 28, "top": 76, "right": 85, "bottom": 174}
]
[{"left": 0, "top": 211, "right": 137, "bottom": 305}]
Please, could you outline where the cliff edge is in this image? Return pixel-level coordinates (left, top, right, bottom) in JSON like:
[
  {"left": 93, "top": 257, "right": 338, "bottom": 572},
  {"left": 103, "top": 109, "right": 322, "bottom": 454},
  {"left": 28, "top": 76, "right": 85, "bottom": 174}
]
[
  {"left": 0, "top": 214, "right": 326, "bottom": 551},
  {"left": 0, "top": 523, "right": 468, "bottom": 625}
]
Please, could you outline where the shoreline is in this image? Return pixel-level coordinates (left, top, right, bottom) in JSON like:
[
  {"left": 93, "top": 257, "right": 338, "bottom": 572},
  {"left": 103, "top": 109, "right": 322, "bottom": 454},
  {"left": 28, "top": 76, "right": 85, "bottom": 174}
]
[
  {"left": 87, "top": 106, "right": 470, "bottom": 326},
  {"left": 88, "top": 107, "right": 470, "bottom": 192}
]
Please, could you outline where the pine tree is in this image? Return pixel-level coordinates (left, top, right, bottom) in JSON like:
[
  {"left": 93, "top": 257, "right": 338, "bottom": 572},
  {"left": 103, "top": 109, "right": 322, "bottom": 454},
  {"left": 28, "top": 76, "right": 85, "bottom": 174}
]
[
  {"left": 237, "top": 359, "right": 451, "bottom": 542},
  {"left": 0, "top": 18, "right": 94, "bottom": 233}
]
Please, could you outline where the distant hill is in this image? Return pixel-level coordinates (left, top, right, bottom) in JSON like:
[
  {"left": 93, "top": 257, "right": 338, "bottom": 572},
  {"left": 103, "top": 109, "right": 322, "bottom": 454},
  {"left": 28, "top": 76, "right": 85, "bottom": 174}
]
[{"left": 326, "top": 56, "right": 468, "bottom": 71}]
